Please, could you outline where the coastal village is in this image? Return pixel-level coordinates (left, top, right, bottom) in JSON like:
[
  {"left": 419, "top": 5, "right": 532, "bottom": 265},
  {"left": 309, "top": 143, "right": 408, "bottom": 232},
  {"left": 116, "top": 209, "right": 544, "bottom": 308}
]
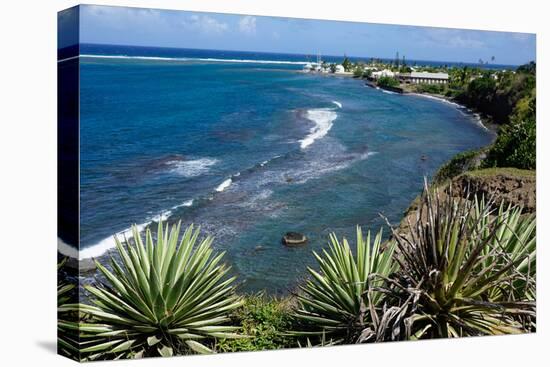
[{"left": 301, "top": 53, "right": 511, "bottom": 96}]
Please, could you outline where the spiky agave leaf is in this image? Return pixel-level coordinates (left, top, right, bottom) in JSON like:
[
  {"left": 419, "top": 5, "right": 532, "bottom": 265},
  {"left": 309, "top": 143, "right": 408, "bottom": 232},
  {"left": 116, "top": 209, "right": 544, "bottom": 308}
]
[
  {"left": 469, "top": 197, "right": 536, "bottom": 330},
  {"left": 57, "top": 258, "right": 80, "bottom": 359},
  {"left": 60, "top": 222, "right": 244, "bottom": 360},
  {"left": 471, "top": 198, "right": 536, "bottom": 301},
  {"left": 292, "top": 227, "right": 396, "bottom": 344},
  {"left": 381, "top": 180, "right": 535, "bottom": 339},
  {"left": 57, "top": 258, "right": 76, "bottom": 307}
]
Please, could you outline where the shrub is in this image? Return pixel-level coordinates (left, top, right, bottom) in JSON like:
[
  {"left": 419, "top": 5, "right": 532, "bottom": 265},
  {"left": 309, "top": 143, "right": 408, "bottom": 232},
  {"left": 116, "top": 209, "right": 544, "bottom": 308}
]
[
  {"left": 216, "top": 293, "right": 295, "bottom": 352},
  {"left": 377, "top": 76, "right": 400, "bottom": 88},
  {"left": 414, "top": 83, "right": 447, "bottom": 95},
  {"left": 353, "top": 66, "right": 364, "bottom": 78},
  {"left": 292, "top": 228, "right": 396, "bottom": 344},
  {"left": 433, "top": 149, "right": 483, "bottom": 184},
  {"left": 484, "top": 118, "right": 535, "bottom": 169},
  {"left": 59, "top": 222, "right": 243, "bottom": 360}
]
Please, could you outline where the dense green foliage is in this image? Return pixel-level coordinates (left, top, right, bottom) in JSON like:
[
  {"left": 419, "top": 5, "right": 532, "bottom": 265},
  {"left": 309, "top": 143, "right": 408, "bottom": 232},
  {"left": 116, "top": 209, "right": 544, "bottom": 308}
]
[
  {"left": 454, "top": 64, "right": 535, "bottom": 125},
  {"left": 342, "top": 56, "right": 352, "bottom": 72},
  {"left": 433, "top": 149, "right": 483, "bottom": 184},
  {"left": 353, "top": 66, "right": 364, "bottom": 78},
  {"left": 377, "top": 76, "right": 400, "bottom": 88},
  {"left": 440, "top": 62, "right": 536, "bottom": 172},
  {"left": 216, "top": 294, "right": 295, "bottom": 352},
  {"left": 413, "top": 83, "right": 447, "bottom": 95},
  {"left": 59, "top": 223, "right": 243, "bottom": 360},
  {"left": 484, "top": 87, "right": 536, "bottom": 169},
  {"left": 485, "top": 118, "right": 535, "bottom": 169}
]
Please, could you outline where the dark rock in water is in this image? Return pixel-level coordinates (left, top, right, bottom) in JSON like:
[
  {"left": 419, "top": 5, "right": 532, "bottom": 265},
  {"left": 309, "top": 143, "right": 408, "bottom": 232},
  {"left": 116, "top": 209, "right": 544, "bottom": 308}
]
[
  {"left": 282, "top": 232, "right": 308, "bottom": 246},
  {"left": 285, "top": 177, "right": 294, "bottom": 183},
  {"left": 65, "top": 257, "right": 97, "bottom": 273},
  {"left": 253, "top": 245, "right": 265, "bottom": 252},
  {"left": 421, "top": 155, "right": 428, "bottom": 161}
]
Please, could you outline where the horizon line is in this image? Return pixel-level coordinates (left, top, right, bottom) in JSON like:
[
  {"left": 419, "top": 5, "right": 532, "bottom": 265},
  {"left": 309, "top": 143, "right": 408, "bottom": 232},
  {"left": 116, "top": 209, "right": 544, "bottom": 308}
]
[{"left": 65, "top": 42, "right": 529, "bottom": 67}]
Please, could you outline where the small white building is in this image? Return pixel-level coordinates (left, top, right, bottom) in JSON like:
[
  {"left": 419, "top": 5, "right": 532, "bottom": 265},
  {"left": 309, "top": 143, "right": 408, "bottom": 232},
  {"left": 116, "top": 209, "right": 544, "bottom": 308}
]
[
  {"left": 400, "top": 71, "right": 449, "bottom": 84},
  {"left": 371, "top": 69, "right": 395, "bottom": 79},
  {"left": 335, "top": 64, "right": 345, "bottom": 73}
]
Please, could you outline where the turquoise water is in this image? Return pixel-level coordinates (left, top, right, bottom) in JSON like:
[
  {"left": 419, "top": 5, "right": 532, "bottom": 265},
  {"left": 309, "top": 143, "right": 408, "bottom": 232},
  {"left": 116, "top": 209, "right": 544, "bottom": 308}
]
[{"left": 78, "top": 46, "right": 493, "bottom": 294}]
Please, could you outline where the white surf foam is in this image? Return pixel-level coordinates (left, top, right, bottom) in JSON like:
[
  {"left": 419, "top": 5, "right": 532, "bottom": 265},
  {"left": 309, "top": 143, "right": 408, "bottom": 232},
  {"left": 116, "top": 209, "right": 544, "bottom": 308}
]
[
  {"left": 173, "top": 199, "right": 194, "bottom": 209},
  {"left": 168, "top": 158, "right": 218, "bottom": 177},
  {"left": 58, "top": 221, "right": 150, "bottom": 260},
  {"left": 332, "top": 101, "right": 343, "bottom": 109},
  {"left": 381, "top": 89, "right": 398, "bottom": 95},
  {"left": 471, "top": 113, "right": 489, "bottom": 130},
  {"left": 300, "top": 109, "right": 338, "bottom": 149},
  {"left": 410, "top": 93, "right": 489, "bottom": 130},
  {"left": 80, "top": 54, "right": 309, "bottom": 66},
  {"left": 151, "top": 210, "right": 172, "bottom": 223},
  {"left": 215, "top": 178, "right": 233, "bottom": 192},
  {"left": 57, "top": 237, "right": 80, "bottom": 259}
]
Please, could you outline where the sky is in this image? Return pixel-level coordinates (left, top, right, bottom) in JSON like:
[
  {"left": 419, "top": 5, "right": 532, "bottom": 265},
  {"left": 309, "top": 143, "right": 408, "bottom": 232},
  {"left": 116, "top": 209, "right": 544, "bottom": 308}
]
[{"left": 77, "top": 5, "right": 536, "bottom": 65}]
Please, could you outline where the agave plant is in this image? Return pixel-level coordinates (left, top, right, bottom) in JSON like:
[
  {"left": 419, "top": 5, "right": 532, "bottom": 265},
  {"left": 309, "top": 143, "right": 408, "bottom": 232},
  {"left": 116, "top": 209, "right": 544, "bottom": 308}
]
[
  {"left": 57, "top": 258, "right": 75, "bottom": 307},
  {"left": 57, "top": 258, "right": 80, "bottom": 359},
  {"left": 471, "top": 198, "right": 536, "bottom": 331},
  {"left": 59, "top": 222, "right": 243, "bottom": 360},
  {"left": 292, "top": 227, "right": 396, "bottom": 344},
  {"left": 472, "top": 198, "right": 536, "bottom": 302},
  {"left": 380, "top": 181, "right": 536, "bottom": 339}
]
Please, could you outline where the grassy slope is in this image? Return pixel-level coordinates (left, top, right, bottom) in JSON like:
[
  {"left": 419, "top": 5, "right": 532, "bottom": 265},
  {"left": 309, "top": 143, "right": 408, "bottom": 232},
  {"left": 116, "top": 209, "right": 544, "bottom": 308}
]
[{"left": 464, "top": 167, "right": 535, "bottom": 179}]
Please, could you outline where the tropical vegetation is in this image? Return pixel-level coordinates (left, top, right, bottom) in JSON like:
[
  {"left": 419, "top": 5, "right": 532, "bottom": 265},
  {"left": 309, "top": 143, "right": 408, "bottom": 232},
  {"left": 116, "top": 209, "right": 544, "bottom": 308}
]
[
  {"left": 377, "top": 75, "right": 400, "bottom": 88},
  {"left": 58, "top": 222, "right": 244, "bottom": 361},
  {"left": 292, "top": 228, "right": 395, "bottom": 344},
  {"left": 216, "top": 293, "right": 295, "bottom": 352},
  {"left": 376, "top": 183, "right": 535, "bottom": 339},
  {"left": 59, "top": 181, "right": 535, "bottom": 360}
]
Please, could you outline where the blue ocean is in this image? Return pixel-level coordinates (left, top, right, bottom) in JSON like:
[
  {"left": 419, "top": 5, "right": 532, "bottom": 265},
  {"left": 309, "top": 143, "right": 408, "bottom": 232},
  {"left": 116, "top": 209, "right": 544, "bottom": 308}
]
[{"left": 76, "top": 44, "right": 493, "bottom": 294}]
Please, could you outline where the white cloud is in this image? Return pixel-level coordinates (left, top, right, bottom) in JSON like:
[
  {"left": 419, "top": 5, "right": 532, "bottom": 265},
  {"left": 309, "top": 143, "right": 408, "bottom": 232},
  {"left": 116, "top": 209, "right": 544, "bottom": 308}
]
[
  {"left": 81, "top": 5, "right": 166, "bottom": 32},
  {"left": 239, "top": 16, "right": 257, "bottom": 35},
  {"left": 182, "top": 15, "right": 228, "bottom": 35},
  {"left": 512, "top": 33, "right": 532, "bottom": 41},
  {"left": 422, "top": 28, "right": 486, "bottom": 49}
]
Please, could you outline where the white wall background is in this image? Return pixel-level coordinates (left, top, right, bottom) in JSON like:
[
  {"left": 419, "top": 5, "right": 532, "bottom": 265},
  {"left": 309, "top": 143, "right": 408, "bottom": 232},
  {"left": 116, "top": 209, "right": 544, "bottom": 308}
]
[{"left": 0, "top": 0, "right": 547, "bottom": 366}]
